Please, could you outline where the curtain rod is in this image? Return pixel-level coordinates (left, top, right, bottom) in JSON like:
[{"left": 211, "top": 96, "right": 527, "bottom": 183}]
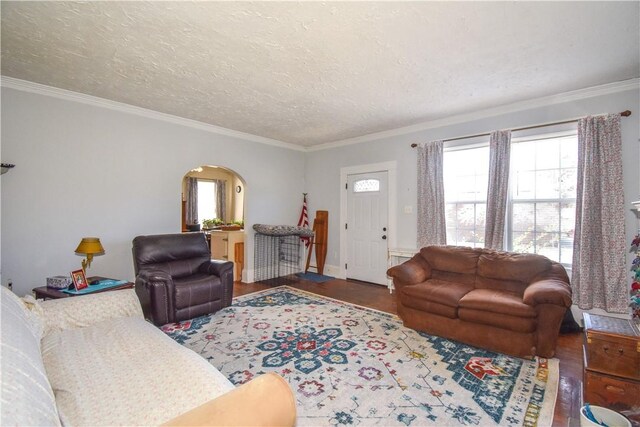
[{"left": 410, "top": 110, "right": 632, "bottom": 148}]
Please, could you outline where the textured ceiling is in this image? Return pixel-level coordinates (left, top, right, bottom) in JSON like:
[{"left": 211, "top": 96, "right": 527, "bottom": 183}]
[{"left": 1, "top": 2, "right": 639, "bottom": 147}]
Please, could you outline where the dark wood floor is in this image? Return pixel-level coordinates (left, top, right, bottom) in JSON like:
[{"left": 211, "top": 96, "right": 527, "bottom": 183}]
[{"left": 234, "top": 277, "right": 583, "bottom": 426}]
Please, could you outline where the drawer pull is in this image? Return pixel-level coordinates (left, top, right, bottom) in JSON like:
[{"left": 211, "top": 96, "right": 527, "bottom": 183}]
[
  {"left": 603, "top": 345, "right": 625, "bottom": 356},
  {"left": 604, "top": 384, "right": 626, "bottom": 394}
]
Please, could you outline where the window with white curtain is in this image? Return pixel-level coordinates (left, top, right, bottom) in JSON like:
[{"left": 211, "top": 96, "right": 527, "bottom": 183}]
[
  {"left": 197, "top": 179, "right": 218, "bottom": 221},
  {"left": 443, "top": 132, "right": 578, "bottom": 268}
]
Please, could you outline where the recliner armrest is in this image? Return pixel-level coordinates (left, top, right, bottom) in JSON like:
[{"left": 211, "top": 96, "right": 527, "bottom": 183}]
[
  {"left": 199, "top": 260, "right": 234, "bottom": 277},
  {"left": 136, "top": 268, "right": 173, "bottom": 286},
  {"left": 135, "top": 269, "right": 175, "bottom": 325},
  {"left": 523, "top": 280, "right": 572, "bottom": 307},
  {"left": 199, "top": 260, "right": 234, "bottom": 307}
]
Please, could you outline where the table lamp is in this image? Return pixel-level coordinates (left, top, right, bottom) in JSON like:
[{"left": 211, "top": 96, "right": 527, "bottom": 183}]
[{"left": 75, "top": 237, "right": 105, "bottom": 271}]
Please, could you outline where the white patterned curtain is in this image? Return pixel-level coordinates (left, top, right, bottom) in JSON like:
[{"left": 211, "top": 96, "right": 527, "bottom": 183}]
[
  {"left": 417, "top": 141, "right": 447, "bottom": 247},
  {"left": 185, "top": 177, "right": 198, "bottom": 225},
  {"left": 572, "top": 114, "right": 627, "bottom": 313},
  {"left": 484, "top": 130, "right": 511, "bottom": 250}
]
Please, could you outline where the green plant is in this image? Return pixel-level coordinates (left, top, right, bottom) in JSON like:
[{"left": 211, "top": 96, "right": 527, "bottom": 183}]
[
  {"left": 202, "top": 218, "right": 224, "bottom": 229},
  {"left": 231, "top": 219, "right": 244, "bottom": 228}
]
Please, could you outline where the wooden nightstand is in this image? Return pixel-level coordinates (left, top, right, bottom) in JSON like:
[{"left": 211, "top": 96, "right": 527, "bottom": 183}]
[
  {"left": 582, "top": 313, "right": 640, "bottom": 418},
  {"left": 33, "top": 276, "right": 134, "bottom": 300}
]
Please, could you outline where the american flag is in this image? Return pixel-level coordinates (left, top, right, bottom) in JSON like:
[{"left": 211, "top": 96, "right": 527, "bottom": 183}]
[{"left": 298, "top": 193, "right": 311, "bottom": 248}]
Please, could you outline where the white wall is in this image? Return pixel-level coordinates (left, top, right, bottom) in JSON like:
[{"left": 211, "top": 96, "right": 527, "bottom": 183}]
[
  {"left": 3, "top": 82, "right": 639, "bottom": 309},
  {"left": 306, "top": 88, "right": 640, "bottom": 307},
  {"left": 1, "top": 87, "right": 305, "bottom": 296}
]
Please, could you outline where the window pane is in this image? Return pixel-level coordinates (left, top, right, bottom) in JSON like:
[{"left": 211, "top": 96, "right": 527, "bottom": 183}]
[
  {"left": 560, "top": 168, "right": 577, "bottom": 198},
  {"left": 511, "top": 141, "right": 535, "bottom": 171},
  {"left": 508, "top": 133, "right": 577, "bottom": 269},
  {"left": 475, "top": 203, "right": 486, "bottom": 228},
  {"left": 512, "top": 231, "right": 535, "bottom": 253},
  {"left": 535, "top": 139, "right": 560, "bottom": 170},
  {"left": 535, "top": 170, "right": 560, "bottom": 199},
  {"left": 446, "top": 227, "right": 457, "bottom": 244},
  {"left": 560, "top": 137, "right": 578, "bottom": 168},
  {"left": 354, "top": 179, "right": 380, "bottom": 192},
  {"left": 560, "top": 237, "right": 574, "bottom": 265},
  {"left": 512, "top": 203, "right": 534, "bottom": 232},
  {"left": 560, "top": 202, "right": 575, "bottom": 233},
  {"left": 444, "top": 146, "right": 489, "bottom": 247},
  {"left": 536, "top": 232, "right": 560, "bottom": 262},
  {"left": 512, "top": 170, "right": 535, "bottom": 200},
  {"left": 535, "top": 202, "right": 559, "bottom": 232},
  {"left": 197, "top": 180, "right": 217, "bottom": 222},
  {"left": 457, "top": 204, "right": 476, "bottom": 229}
]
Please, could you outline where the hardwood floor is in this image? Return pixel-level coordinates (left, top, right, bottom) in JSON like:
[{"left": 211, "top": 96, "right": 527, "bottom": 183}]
[{"left": 234, "top": 277, "right": 583, "bottom": 426}]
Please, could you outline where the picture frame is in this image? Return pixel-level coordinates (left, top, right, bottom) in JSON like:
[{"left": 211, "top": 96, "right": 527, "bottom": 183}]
[{"left": 70, "top": 269, "right": 88, "bottom": 291}]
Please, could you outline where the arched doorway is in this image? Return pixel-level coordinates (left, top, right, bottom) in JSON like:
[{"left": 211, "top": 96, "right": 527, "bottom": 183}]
[{"left": 181, "top": 165, "right": 245, "bottom": 281}]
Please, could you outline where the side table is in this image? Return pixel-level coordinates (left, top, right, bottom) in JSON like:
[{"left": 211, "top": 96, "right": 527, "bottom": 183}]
[
  {"left": 33, "top": 276, "right": 134, "bottom": 300},
  {"left": 582, "top": 313, "right": 640, "bottom": 421}
]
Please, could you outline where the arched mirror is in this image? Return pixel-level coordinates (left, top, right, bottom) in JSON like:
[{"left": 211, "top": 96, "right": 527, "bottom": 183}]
[{"left": 181, "top": 165, "right": 245, "bottom": 281}]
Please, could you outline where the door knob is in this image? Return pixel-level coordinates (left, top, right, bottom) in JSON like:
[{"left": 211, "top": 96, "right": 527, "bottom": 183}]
[
  {"left": 383, "top": 227, "right": 387, "bottom": 231},
  {"left": 382, "top": 235, "right": 387, "bottom": 240}
]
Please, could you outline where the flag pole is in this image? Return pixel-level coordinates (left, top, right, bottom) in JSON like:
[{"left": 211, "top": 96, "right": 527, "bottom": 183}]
[{"left": 297, "top": 193, "right": 310, "bottom": 271}]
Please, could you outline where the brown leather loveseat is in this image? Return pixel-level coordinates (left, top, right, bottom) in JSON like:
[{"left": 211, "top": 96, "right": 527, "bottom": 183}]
[{"left": 387, "top": 245, "right": 572, "bottom": 358}]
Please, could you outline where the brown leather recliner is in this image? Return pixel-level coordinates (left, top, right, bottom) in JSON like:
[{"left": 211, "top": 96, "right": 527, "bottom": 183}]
[
  {"left": 132, "top": 233, "right": 234, "bottom": 326},
  {"left": 387, "top": 245, "right": 572, "bottom": 358}
]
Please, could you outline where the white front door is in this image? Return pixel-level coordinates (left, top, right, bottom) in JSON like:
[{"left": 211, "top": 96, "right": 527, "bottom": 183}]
[{"left": 346, "top": 171, "right": 388, "bottom": 285}]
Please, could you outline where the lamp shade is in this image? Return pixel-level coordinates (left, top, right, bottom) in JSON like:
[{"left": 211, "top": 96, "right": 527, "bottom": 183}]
[{"left": 75, "top": 237, "right": 105, "bottom": 255}]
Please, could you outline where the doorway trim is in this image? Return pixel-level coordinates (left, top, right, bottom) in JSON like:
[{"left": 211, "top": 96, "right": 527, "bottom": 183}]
[{"left": 339, "top": 161, "right": 397, "bottom": 280}]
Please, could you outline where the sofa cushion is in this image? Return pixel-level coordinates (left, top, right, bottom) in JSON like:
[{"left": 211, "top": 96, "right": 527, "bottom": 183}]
[
  {"left": 458, "top": 308, "right": 537, "bottom": 333},
  {"left": 477, "top": 251, "right": 551, "bottom": 283},
  {"left": 1, "top": 287, "right": 61, "bottom": 427},
  {"left": 400, "top": 296, "right": 458, "bottom": 318},
  {"left": 475, "top": 275, "right": 528, "bottom": 294},
  {"left": 459, "top": 289, "right": 536, "bottom": 318},
  {"left": 420, "top": 246, "right": 480, "bottom": 275},
  {"left": 174, "top": 273, "right": 222, "bottom": 309},
  {"left": 402, "top": 279, "right": 474, "bottom": 308},
  {"left": 42, "top": 316, "right": 233, "bottom": 426}
]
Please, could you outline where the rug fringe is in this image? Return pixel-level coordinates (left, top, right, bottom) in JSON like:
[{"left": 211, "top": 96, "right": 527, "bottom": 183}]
[{"left": 536, "top": 357, "right": 560, "bottom": 427}]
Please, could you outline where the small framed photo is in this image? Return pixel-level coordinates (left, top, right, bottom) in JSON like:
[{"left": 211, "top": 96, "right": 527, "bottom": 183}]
[{"left": 70, "top": 269, "right": 88, "bottom": 291}]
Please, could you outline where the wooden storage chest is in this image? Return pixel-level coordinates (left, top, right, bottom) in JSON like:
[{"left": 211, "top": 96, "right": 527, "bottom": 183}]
[{"left": 582, "top": 313, "right": 640, "bottom": 417}]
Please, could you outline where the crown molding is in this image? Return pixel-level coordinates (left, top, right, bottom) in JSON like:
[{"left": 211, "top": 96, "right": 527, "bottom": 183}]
[
  {"left": 2, "top": 75, "right": 637, "bottom": 153},
  {"left": 308, "top": 77, "right": 640, "bottom": 152},
  {"left": 0, "top": 76, "right": 305, "bottom": 152}
]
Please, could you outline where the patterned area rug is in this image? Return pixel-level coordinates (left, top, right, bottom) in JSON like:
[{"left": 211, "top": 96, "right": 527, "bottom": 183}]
[{"left": 162, "top": 287, "right": 558, "bottom": 426}]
